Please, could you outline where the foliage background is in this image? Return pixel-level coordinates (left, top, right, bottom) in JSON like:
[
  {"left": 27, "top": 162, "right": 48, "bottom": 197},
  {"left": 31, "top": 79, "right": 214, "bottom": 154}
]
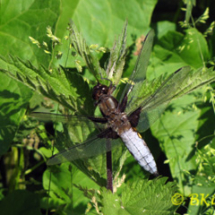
[{"left": 0, "top": 0, "right": 215, "bottom": 214}]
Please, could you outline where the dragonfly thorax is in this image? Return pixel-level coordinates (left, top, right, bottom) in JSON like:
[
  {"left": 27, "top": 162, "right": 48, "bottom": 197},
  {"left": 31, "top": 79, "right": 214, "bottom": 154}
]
[
  {"left": 92, "top": 83, "right": 131, "bottom": 135},
  {"left": 108, "top": 112, "right": 131, "bottom": 136}
]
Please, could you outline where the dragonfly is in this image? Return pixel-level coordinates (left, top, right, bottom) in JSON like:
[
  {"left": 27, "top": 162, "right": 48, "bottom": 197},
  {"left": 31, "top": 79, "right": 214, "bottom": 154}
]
[{"left": 31, "top": 29, "right": 191, "bottom": 177}]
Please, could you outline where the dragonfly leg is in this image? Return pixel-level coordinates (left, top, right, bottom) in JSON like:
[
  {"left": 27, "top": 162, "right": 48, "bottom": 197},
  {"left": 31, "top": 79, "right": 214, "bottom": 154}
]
[
  {"left": 119, "top": 94, "right": 128, "bottom": 112},
  {"left": 88, "top": 116, "right": 107, "bottom": 123}
]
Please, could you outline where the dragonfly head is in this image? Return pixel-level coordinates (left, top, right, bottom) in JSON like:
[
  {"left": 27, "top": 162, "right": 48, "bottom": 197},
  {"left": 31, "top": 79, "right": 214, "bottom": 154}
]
[{"left": 92, "top": 83, "right": 109, "bottom": 101}]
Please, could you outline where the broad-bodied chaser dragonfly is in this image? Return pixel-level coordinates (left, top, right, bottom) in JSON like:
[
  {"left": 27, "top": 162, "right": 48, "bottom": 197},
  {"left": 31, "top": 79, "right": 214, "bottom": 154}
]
[{"left": 31, "top": 29, "right": 190, "bottom": 176}]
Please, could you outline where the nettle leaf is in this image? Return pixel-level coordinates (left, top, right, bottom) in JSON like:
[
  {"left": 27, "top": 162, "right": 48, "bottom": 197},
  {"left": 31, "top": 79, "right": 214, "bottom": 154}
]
[
  {"left": 101, "top": 177, "right": 178, "bottom": 215},
  {"left": 0, "top": 56, "right": 92, "bottom": 114},
  {"left": 106, "top": 21, "right": 128, "bottom": 84},
  {"left": 68, "top": 21, "right": 129, "bottom": 86},
  {"left": 68, "top": 21, "right": 106, "bottom": 82}
]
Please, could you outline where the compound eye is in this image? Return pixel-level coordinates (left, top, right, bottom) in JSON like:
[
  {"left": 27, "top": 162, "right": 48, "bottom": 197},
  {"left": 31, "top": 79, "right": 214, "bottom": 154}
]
[{"left": 102, "top": 86, "right": 107, "bottom": 94}]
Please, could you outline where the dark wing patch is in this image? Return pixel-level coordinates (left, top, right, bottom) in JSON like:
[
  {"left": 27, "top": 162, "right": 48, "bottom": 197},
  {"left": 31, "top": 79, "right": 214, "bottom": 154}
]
[
  {"left": 128, "top": 107, "right": 141, "bottom": 127},
  {"left": 98, "top": 127, "right": 119, "bottom": 139}
]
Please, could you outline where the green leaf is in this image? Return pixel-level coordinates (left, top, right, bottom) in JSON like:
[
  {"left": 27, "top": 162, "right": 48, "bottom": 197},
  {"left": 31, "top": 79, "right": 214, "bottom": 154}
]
[
  {"left": 180, "top": 28, "right": 210, "bottom": 68},
  {"left": 195, "top": 100, "right": 215, "bottom": 151},
  {"left": 188, "top": 185, "right": 215, "bottom": 215},
  {"left": 150, "top": 28, "right": 210, "bottom": 81},
  {"left": 68, "top": 21, "right": 106, "bottom": 82},
  {"left": 151, "top": 94, "right": 201, "bottom": 195},
  {"left": 1, "top": 2, "right": 215, "bottom": 215},
  {"left": 0, "top": 56, "right": 92, "bottom": 114},
  {"left": 156, "top": 21, "right": 176, "bottom": 39},
  {"left": 0, "top": 0, "right": 61, "bottom": 67},
  {"left": 47, "top": 124, "right": 127, "bottom": 187},
  {"left": 101, "top": 178, "right": 178, "bottom": 215},
  {"left": 106, "top": 21, "right": 128, "bottom": 84},
  {"left": 52, "top": 0, "right": 158, "bottom": 68},
  {"left": 0, "top": 73, "right": 33, "bottom": 156},
  {"left": 41, "top": 163, "right": 99, "bottom": 214}
]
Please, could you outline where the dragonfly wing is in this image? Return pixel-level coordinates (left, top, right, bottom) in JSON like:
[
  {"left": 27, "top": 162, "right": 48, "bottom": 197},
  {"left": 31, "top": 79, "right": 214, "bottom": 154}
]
[
  {"left": 127, "top": 66, "right": 191, "bottom": 132},
  {"left": 47, "top": 134, "right": 122, "bottom": 165},
  {"left": 137, "top": 103, "right": 167, "bottom": 132},
  {"left": 129, "top": 30, "right": 155, "bottom": 82},
  {"left": 29, "top": 112, "right": 107, "bottom": 133},
  {"left": 118, "top": 30, "right": 155, "bottom": 105},
  {"left": 30, "top": 112, "right": 88, "bottom": 124}
]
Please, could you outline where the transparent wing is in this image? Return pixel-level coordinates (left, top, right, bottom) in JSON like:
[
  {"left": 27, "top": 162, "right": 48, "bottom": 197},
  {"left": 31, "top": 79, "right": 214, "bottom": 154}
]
[
  {"left": 29, "top": 112, "right": 107, "bottom": 133},
  {"left": 47, "top": 133, "right": 122, "bottom": 165},
  {"left": 30, "top": 112, "right": 122, "bottom": 164},
  {"left": 118, "top": 30, "right": 154, "bottom": 105},
  {"left": 127, "top": 66, "right": 192, "bottom": 132},
  {"left": 30, "top": 112, "right": 89, "bottom": 124}
]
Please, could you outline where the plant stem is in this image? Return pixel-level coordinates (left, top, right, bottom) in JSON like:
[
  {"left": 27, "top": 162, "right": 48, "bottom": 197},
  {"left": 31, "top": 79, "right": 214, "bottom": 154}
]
[{"left": 106, "top": 139, "right": 113, "bottom": 192}]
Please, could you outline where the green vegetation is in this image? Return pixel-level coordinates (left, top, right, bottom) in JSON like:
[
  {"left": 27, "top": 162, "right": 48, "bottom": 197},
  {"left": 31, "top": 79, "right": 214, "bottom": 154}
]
[{"left": 0, "top": 0, "right": 215, "bottom": 214}]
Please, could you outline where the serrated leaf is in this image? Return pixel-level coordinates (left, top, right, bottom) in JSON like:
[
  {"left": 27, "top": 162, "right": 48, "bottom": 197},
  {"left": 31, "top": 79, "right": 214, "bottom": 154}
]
[
  {"left": 101, "top": 178, "right": 178, "bottom": 215},
  {"left": 106, "top": 21, "right": 128, "bottom": 84},
  {"left": 68, "top": 21, "right": 105, "bottom": 82},
  {"left": 0, "top": 56, "right": 92, "bottom": 114}
]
